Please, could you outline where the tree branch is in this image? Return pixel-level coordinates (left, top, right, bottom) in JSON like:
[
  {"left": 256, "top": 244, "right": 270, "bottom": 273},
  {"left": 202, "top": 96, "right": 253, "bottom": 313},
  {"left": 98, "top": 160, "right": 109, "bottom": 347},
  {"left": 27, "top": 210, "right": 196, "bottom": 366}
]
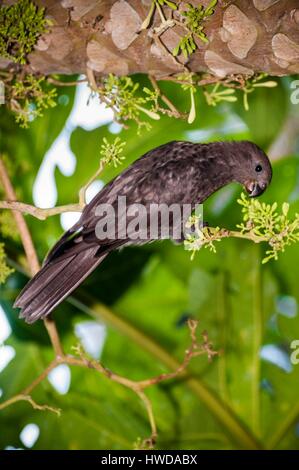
[
  {"left": 0, "top": 156, "right": 63, "bottom": 357},
  {"left": 0, "top": 319, "right": 218, "bottom": 449},
  {"left": 0, "top": 200, "right": 84, "bottom": 220},
  {"left": 0, "top": 157, "right": 107, "bottom": 220}
]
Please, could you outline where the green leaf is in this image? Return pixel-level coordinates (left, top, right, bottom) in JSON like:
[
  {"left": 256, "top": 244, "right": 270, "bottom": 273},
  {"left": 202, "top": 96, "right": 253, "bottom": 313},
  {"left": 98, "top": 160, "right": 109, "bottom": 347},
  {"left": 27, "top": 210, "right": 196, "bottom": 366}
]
[{"left": 236, "top": 78, "right": 289, "bottom": 148}]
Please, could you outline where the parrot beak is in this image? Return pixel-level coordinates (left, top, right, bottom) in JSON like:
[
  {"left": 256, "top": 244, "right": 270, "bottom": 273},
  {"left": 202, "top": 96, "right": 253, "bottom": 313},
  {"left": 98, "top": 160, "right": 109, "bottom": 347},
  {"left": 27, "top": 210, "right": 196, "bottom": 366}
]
[{"left": 244, "top": 181, "right": 266, "bottom": 197}]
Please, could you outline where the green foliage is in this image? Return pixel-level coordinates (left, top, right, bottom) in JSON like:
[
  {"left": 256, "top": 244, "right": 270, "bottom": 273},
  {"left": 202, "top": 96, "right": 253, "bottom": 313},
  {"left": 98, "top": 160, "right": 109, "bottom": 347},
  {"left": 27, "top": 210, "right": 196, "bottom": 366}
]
[
  {"left": 156, "top": 0, "right": 177, "bottom": 8},
  {"left": 0, "top": 243, "right": 14, "bottom": 284},
  {"left": 173, "top": 34, "right": 197, "bottom": 58},
  {"left": 0, "top": 211, "right": 19, "bottom": 241},
  {"left": 98, "top": 75, "right": 160, "bottom": 132},
  {"left": 237, "top": 194, "right": 299, "bottom": 264},
  {"left": 87, "top": 72, "right": 280, "bottom": 135},
  {"left": 184, "top": 223, "right": 222, "bottom": 258},
  {"left": 181, "top": 1, "right": 217, "bottom": 39},
  {"left": 235, "top": 75, "right": 286, "bottom": 149},
  {"left": 100, "top": 137, "right": 126, "bottom": 168},
  {"left": 10, "top": 74, "right": 57, "bottom": 128},
  {"left": 173, "top": 1, "right": 218, "bottom": 58},
  {"left": 184, "top": 193, "right": 299, "bottom": 264},
  {"left": 202, "top": 74, "right": 276, "bottom": 113},
  {"left": 204, "top": 82, "right": 237, "bottom": 107},
  {"left": 241, "top": 73, "right": 277, "bottom": 111},
  {"left": 141, "top": 0, "right": 217, "bottom": 59},
  {"left": 0, "top": 0, "right": 49, "bottom": 64}
]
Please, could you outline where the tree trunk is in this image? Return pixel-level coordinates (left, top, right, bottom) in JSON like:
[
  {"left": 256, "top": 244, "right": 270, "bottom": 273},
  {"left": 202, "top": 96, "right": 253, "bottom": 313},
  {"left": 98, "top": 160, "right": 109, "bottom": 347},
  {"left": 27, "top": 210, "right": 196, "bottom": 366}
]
[{"left": 1, "top": 0, "right": 299, "bottom": 78}]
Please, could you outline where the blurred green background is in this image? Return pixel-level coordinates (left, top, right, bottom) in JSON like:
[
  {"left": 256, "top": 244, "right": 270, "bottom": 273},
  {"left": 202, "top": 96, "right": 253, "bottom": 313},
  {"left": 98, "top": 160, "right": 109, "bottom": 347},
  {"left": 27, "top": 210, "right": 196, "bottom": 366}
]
[{"left": 0, "top": 75, "right": 299, "bottom": 450}]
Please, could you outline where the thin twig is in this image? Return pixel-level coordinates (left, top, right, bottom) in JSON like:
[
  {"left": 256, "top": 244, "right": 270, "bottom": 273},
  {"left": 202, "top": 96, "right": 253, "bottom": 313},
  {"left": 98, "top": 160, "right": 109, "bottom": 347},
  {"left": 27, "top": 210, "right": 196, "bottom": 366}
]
[
  {"left": 47, "top": 77, "right": 87, "bottom": 87},
  {"left": 149, "top": 75, "right": 183, "bottom": 118},
  {"left": 78, "top": 160, "right": 105, "bottom": 206},
  {"left": 0, "top": 393, "right": 61, "bottom": 415},
  {"left": 86, "top": 66, "right": 98, "bottom": 92}
]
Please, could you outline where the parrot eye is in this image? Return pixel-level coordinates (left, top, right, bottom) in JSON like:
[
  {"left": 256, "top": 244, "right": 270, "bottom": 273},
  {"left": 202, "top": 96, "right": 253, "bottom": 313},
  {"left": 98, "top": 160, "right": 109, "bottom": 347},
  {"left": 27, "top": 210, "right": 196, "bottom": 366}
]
[{"left": 255, "top": 164, "right": 262, "bottom": 173}]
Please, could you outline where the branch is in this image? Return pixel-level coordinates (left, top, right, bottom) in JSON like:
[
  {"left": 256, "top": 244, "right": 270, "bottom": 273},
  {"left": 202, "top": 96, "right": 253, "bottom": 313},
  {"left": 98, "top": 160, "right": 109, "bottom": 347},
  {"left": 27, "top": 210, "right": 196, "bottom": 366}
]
[
  {"left": 0, "top": 156, "right": 63, "bottom": 357},
  {"left": 149, "top": 75, "right": 185, "bottom": 119},
  {"left": 0, "top": 200, "right": 84, "bottom": 220},
  {"left": 0, "top": 319, "right": 217, "bottom": 449},
  {"left": 185, "top": 196, "right": 299, "bottom": 264},
  {"left": 47, "top": 77, "right": 87, "bottom": 87},
  {"left": 0, "top": 159, "right": 40, "bottom": 273},
  {"left": 78, "top": 160, "right": 105, "bottom": 206},
  {"left": 0, "top": 393, "right": 61, "bottom": 416},
  {"left": 0, "top": 158, "right": 107, "bottom": 220},
  {"left": 136, "top": 320, "right": 218, "bottom": 389}
]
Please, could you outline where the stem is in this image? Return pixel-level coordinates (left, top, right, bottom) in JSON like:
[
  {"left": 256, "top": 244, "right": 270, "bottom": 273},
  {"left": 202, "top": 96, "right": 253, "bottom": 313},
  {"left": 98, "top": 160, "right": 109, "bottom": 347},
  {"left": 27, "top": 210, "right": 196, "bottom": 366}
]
[
  {"left": 140, "top": 1, "right": 156, "bottom": 30},
  {"left": 78, "top": 160, "right": 105, "bottom": 206},
  {"left": 0, "top": 199, "right": 270, "bottom": 249},
  {"left": 137, "top": 390, "right": 157, "bottom": 447},
  {"left": 266, "top": 402, "right": 299, "bottom": 449},
  {"left": 188, "top": 87, "right": 196, "bottom": 124},
  {"left": 220, "top": 229, "right": 268, "bottom": 244},
  {"left": 155, "top": 1, "right": 167, "bottom": 24},
  {"left": 0, "top": 393, "right": 60, "bottom": 415},
  {"left": 0, "top": 156, "right": 107, "bottom": 220},
  {"left": 44, "top": 317, "right": 64, "bottom": 358},
  {"left": 0, "top": 159, "right": 39, "bottom": 274},
  {"left": 252, "top": 245, "right": 262, "bottom": 437},
  {"left": 217, "top": 271, "right": 230, "bottom": 403},
  {"left": 149, "top": 75, "right": 182, "bottom": 118},
  {"left": 47, "top": 78, "right": 87, "bottom": 87},
  {"left": 86, "top": 66, "right": 98, "bottom": 92},
  {"left": 22, "top": 358, "right": 61, "bottom": 395}
]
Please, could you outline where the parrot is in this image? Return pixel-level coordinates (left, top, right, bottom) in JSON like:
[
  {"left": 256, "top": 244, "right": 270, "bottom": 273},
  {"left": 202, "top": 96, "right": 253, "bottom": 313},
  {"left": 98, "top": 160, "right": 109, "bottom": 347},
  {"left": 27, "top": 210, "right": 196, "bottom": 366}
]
[{"left": 14, "top": 140, "right": 272, "bottom": 323}]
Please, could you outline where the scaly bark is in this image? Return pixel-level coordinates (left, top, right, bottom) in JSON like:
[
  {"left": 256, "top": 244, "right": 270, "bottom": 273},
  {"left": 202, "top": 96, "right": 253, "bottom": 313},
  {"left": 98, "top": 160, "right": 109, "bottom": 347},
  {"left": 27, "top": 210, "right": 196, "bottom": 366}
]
[{"left": 1, "top": 0, "right": 299, "bottom": 78}]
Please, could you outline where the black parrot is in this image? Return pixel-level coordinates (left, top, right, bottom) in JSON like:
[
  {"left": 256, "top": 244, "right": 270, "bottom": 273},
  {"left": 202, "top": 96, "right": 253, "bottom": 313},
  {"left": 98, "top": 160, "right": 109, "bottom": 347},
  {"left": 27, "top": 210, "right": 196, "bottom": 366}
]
[{"left": 14, "top": 140, "right": 272, "bottom": 323}]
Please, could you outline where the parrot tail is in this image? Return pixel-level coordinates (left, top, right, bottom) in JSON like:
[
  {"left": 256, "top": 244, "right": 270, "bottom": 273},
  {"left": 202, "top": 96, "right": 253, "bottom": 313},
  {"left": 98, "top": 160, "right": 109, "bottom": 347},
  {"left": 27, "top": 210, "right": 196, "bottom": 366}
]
[{"left": 14, "top": 245, "right": 107, "bottom": 323}]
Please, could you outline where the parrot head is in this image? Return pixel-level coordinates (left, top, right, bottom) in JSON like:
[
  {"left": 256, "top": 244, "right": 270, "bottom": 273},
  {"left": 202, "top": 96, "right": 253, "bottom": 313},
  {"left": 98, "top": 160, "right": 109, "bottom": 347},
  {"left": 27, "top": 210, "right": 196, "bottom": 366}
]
[{"left": 229, "top": 141, "right": 272, "bottom": 197}]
